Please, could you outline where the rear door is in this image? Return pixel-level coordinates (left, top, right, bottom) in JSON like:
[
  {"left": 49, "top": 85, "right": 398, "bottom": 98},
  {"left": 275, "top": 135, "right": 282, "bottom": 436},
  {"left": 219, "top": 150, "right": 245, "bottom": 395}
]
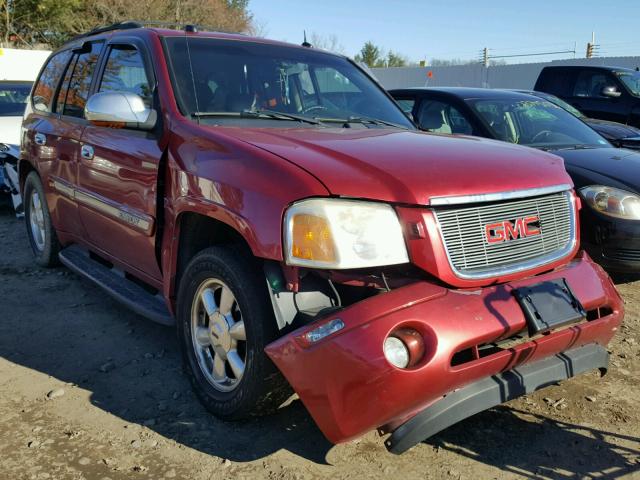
[
  {"left": 24, "top": 49, "right": 73, "bottom": 232},
  {"left": 565, "top": 68, "right": 631, "bottom": 123},
  {"left": 77, "top": 39, "right": 163, "bottom": 281},
  {"left": 47, "top": 41, "right": 105, "bottom": 237}
]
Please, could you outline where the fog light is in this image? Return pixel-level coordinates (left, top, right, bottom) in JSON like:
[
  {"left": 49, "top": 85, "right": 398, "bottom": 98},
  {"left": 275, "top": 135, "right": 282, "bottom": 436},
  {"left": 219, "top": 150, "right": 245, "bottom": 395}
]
[
  {"left": 384, "top": 336, "right": 410, "bottom": 368},
  {"left": 384, "top": 328, "right": 426, "bottom": 369}
]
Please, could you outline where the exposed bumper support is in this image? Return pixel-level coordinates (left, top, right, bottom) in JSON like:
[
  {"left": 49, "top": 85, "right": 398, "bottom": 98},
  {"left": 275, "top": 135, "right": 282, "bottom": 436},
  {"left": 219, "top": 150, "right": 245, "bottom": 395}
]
[{"left": 386, "top": 343, "right": 609, "bottom": 454}]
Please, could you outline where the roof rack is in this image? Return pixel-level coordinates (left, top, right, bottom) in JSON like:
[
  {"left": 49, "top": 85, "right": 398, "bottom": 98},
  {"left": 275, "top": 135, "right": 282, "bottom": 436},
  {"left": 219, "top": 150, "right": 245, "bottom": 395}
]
[{"left": 71, "top": 20, "right": 245, "bottom": 42}]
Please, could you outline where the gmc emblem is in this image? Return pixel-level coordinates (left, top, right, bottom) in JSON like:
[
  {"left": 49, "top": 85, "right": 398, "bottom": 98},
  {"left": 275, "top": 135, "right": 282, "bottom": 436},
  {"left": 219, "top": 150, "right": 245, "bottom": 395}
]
[{"left": 485, "top": 216, "right": 541, "bottom": 244}]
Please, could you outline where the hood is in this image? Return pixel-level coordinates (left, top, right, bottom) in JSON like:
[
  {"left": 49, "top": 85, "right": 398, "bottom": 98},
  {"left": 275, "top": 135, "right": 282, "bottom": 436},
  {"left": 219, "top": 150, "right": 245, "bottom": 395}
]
[
  {"left": 218, "top": 127, "right": 571, "bottom": 205},
  {"left": 0, "top": 116, "right": 22, "bottom": 145},
  {"left": 585, "top": 118, "right": 640, "bottom": 141},
  {"left": 553, "top": 147, "right": 640, "bottom": 193}
]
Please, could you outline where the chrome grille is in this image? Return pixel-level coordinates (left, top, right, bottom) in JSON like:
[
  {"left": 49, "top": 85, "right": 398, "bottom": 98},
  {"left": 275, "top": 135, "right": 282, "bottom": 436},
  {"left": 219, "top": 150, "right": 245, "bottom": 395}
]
[{"left": 434, "top": 191, "right": 575, "bottom": 279}]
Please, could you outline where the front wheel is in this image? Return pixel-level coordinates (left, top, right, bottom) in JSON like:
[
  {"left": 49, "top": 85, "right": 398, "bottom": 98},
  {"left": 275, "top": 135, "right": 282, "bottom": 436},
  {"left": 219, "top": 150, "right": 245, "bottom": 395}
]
[
  {"left": 176, "top": 246, "right": 291, "bottom": 420},
  {"left": 23, "top": 171, "right": 60, "bottom": 267}
]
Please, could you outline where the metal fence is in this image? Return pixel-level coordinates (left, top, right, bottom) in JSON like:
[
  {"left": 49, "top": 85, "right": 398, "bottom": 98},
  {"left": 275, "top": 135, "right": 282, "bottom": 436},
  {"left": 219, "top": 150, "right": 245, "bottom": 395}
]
[{"left": 371, "top": 56, "right": 640, "bottom": 90}]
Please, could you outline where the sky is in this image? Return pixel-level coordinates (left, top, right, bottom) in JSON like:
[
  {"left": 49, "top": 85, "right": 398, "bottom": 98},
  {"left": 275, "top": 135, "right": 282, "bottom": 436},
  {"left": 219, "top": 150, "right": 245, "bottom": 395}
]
[{"left": 249, "top": 0, "right": 640, "bottom": 64}]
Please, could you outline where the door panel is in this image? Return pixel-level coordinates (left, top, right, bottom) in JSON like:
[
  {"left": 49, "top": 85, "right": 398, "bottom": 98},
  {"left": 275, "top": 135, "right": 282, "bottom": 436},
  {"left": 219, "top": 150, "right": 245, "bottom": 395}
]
[
  {"left": 567, "top": 70, "right": 630, "bottom": 123},
  {"left": 77, "top": 126, "right": 162, "bottom": 279},
  {"left": 76, "top": 43, "right": 162, "bottom": 280}
]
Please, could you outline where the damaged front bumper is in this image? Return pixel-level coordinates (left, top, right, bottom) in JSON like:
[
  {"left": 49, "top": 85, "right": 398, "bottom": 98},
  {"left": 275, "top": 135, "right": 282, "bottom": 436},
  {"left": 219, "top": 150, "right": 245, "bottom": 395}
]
[{"left": 265, "top": 253, "right": 623, "bottom": 452}]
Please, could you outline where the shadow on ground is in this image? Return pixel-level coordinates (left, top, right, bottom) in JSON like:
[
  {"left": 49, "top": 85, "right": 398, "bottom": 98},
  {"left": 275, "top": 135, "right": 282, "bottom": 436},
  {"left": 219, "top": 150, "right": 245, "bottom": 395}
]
[
  {"left": 429, "top": 406, "right": 639, "bottom": 479},
  {"left": 1, "top": 203, "right": 639, "bottom": 474}
]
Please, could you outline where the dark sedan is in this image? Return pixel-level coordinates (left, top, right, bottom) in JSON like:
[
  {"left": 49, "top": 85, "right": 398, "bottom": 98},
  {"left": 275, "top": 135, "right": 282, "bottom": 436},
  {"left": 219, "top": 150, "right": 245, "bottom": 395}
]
[
  {"left": 515, "top": 89, "right": 640, "bottom": 150},
  {"left": 390, "top": 87, "right": 640, "bottom": 273}
]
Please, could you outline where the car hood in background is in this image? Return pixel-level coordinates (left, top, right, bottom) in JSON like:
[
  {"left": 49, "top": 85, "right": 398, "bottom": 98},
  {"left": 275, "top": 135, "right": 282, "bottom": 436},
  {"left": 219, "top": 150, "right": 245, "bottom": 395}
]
[
  {"left": 0, "top": 116, "right": 23, "bottom": 146},
  {"left": 552, "top": 147, "right": 640, "bottom": 192},
  {"left": 585, "top": 117, "right": 640, "bottom": 141},
  {"left": 220, "top": 127, "right": 571, "bottom": 205}
]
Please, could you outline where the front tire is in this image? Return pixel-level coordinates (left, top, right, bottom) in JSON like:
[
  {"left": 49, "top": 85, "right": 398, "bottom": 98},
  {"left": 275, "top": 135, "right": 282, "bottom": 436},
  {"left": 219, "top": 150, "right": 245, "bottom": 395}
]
[
  {"left": 176, "top": 246, "right": 290, "bottom": 420},
  {"left": 23, "top": 171, "right": 60, "bottom": 267}
]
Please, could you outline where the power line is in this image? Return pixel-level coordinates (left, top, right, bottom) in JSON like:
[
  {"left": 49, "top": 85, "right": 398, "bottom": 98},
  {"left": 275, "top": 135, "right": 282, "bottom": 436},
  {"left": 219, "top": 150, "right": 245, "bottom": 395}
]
[{"left": 489, "top": 49, "right": 576, "bottom": 59}]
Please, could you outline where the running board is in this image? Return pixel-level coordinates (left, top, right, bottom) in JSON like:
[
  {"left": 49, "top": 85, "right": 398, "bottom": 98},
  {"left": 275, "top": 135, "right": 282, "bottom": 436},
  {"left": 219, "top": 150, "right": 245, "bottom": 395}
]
[{"left": 59, "top": 245, "right": 174, "bottom": 326}]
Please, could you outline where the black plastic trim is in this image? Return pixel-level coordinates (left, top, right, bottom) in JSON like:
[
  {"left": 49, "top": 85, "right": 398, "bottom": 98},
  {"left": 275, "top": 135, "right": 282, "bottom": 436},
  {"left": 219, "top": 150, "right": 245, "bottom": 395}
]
[
  {"left": 386, "top": 343, "right": 609, "bottom": 454},
  {"left": 59, "top": 245, "right": 174, "bottom": 326}
]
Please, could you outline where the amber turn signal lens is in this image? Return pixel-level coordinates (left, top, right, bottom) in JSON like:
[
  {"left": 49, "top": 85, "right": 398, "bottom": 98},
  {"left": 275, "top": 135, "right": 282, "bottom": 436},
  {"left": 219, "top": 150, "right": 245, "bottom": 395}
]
[{"left": 290, "top": 214, "right": 337, "bottom": 263}]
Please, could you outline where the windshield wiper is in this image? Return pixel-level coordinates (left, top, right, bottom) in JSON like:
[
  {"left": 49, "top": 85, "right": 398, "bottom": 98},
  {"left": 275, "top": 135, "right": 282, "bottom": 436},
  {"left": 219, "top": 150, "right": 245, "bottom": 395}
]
[
  {"left": 192, "top": 110, "right": 323, "bottom": 125},
  {"left": 554, "top": 144, "right": 600, "bottom": 151},
  {"left": 244, "top": 109, "right": 324, "bottom": 125},
  {"left": 316, "top": 115, "right": 408, "bottom": 129}
]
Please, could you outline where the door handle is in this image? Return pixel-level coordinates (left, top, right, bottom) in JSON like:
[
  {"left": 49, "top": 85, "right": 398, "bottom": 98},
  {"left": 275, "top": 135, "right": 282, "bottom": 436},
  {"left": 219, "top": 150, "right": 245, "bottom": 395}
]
[
  {"left": 80, "top": 144, "right": 94, "bottom": 160},
  {"left": 34, "top": 133, "right": 46, "bottom": 146}
]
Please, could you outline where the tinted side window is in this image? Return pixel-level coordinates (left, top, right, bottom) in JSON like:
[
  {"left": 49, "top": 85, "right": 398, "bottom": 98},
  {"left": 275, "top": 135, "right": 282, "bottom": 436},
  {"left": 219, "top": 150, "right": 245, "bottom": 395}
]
[
  {"left": 99, "top": 45, "right": 152, "bottom": 107},
  {"left": 32, "top": 50, "right": 72, "bottom": 113},
  {"left": 537, "top": 69, "right": 570, "bottom": 96},
  {"left": 55, "top": 55, "right": 77, "bottom": 113},
  {"left": 572, "top": 70, "right": 616, "bottom": 98},
  {"left": 62, "top": 42, "right": 103, "bottom": 118}
]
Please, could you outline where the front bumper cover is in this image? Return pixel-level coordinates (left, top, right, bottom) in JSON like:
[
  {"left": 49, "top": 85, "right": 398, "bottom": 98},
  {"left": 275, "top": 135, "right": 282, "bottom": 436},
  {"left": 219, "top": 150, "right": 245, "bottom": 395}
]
[{"left": 265, "top": 253, "right": 623, "bottom": 448}]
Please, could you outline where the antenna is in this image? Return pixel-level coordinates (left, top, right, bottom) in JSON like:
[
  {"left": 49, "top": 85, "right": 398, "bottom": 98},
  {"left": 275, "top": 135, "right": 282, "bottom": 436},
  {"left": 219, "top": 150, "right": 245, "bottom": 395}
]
[{"left": 302, "top": 30, "right": 311, "bottom": 48}]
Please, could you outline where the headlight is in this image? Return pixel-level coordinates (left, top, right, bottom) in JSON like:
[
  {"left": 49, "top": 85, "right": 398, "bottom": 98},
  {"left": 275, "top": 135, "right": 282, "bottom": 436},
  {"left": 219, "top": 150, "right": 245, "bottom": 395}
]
[
  {"left": 580, "top": 186, "right": 640, "bottom": 220},
  {"left": 283, "top": 198, "right": 409, "bottom": 269}
]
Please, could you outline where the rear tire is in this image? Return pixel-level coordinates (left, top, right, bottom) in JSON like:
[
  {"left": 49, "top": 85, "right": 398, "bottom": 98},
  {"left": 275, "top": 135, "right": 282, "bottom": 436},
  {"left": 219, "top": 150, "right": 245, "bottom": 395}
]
[
  {"left": 176, "top": 245, "right": 291, "bottom": 420},
  {"left": 23, "top": 171, "right": 60, "bottom": 267}
]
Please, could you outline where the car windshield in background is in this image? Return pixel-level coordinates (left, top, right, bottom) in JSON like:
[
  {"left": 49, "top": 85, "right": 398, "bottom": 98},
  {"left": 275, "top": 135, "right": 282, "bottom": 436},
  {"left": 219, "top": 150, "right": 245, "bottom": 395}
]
[
  {"left": 617, "top": 71, "right": 640, "bottom": 96},
  {"left": 0, "top": 82, "right": 31, "bottom": 117},
  {"left": 467, "top": 98, "right": 609, "bottom": 150},
  {"left": 164, "top": 37, "right": 413, "bottom": 129}
]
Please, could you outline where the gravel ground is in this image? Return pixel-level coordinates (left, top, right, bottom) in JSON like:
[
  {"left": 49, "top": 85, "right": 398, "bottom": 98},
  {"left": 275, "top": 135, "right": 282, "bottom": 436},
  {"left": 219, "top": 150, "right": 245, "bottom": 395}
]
[{"left": 0, "top": 201, "right": 639, "bottom": 480}]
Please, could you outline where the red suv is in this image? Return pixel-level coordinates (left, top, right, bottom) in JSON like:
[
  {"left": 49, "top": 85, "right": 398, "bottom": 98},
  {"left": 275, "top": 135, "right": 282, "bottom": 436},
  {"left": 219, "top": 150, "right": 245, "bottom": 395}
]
[{"left": 20, "top": 22, "right": 623, "bottom": 454}]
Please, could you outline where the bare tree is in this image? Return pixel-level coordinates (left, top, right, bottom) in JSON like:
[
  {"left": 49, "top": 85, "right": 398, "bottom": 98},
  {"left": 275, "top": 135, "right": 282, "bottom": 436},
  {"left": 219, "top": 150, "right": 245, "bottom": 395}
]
[
  {"left": 309, "top": 31, "right": 345, "bottom": 54},
  {"left": 0, "top": 0, "right": 254, "bottom": 49}
]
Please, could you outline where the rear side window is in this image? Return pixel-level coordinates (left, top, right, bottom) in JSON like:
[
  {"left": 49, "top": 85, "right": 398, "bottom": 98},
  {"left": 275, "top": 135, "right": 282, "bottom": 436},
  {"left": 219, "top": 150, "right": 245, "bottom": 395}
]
[
  {"left": 536, "top": 68, "right": 570, "bottom": 96},
  {"left": 32, "top": 50, "right": 72, "bottom": 113},
  {"left": 59, "top": 42, "right": 104, "bottom": 118},
  {"left": 99, "top": 45, "right": 152, "bottom": 107}
]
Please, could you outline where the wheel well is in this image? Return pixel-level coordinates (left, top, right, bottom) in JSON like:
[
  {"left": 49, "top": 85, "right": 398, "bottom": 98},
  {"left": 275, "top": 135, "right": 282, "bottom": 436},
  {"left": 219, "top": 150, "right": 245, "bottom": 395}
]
[
  {"left": 18, "top": 160, "right": 36, "bottom": 191},
  {"left": 175, "top": 212, "right": 254, "bottom": 287}
]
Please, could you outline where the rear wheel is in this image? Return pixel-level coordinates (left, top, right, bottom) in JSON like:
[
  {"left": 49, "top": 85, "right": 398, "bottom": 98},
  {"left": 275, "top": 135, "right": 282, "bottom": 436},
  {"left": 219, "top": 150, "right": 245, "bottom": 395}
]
[
  {"left": 23, "top": 171, "right": 60, "bottom": 267},
  {"left": 176, "top": 246, "right": 290, "bottom": 419}
]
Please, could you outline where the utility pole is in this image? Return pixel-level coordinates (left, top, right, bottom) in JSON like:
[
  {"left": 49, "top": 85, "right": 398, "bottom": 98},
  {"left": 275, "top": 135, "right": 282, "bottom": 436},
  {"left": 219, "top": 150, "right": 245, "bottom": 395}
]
[
  {"left": 483, "top": 47, "right": 489, "bottom": 67},
  {"left": 586, "top": 31, "right": 598, "bottom": 59}
]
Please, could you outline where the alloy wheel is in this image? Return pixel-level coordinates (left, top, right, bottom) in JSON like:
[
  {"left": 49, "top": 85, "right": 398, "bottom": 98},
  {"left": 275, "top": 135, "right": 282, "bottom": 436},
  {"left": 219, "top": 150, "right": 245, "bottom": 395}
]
[{"left": 190, "top": 278, "right": 247, "bottom": 392}]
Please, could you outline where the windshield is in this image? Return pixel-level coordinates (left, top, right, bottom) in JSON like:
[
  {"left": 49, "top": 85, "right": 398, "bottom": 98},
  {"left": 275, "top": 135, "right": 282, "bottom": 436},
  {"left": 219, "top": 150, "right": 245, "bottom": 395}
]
[
  {"left": 164, "top": 37, "right": 413, "bottom": 129},
  {"left": 467, "top": 98, "right": 609, "bottom": 150},
  {"left": 0, "top": 82, "right": 31, "bottom": 117},
  {"left": 616, "top": 71, "right": 640, "bottom": 96},
  {"left": 534, "top": 91, "right": 584, "bottom": 118}
]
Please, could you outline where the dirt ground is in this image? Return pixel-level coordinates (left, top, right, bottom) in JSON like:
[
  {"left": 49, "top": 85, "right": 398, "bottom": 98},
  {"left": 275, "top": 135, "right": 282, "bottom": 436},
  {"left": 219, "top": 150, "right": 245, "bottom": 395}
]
[{"left": 0, "top": 201, "right": 639, "bottom": 480}]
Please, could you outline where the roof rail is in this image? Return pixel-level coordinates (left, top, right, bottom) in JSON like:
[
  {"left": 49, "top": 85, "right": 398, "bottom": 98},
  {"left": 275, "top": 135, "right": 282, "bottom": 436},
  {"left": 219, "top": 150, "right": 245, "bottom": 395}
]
[
  {"left": 70, "top": 20, "right": 245, "bottom": 43},
  {"left": 71, "top": 21, "right": 143, "bottom": 41}
]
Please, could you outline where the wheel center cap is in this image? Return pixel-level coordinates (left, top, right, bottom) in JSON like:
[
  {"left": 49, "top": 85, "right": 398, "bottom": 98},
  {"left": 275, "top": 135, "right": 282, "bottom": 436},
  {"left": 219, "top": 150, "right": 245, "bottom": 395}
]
[{"left": 209, "top": 312, "right": 231, "bottom": 352}]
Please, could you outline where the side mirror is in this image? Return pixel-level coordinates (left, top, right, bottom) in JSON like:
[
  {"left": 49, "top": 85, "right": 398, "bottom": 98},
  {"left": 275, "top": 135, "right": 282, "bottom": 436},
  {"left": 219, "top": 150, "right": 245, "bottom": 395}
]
[
  {"left": 84, "top": 91, "right": 156, "bottom": 130},
  {"left": 601, "top": 86, "right": 622, "bottom": 98}
]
